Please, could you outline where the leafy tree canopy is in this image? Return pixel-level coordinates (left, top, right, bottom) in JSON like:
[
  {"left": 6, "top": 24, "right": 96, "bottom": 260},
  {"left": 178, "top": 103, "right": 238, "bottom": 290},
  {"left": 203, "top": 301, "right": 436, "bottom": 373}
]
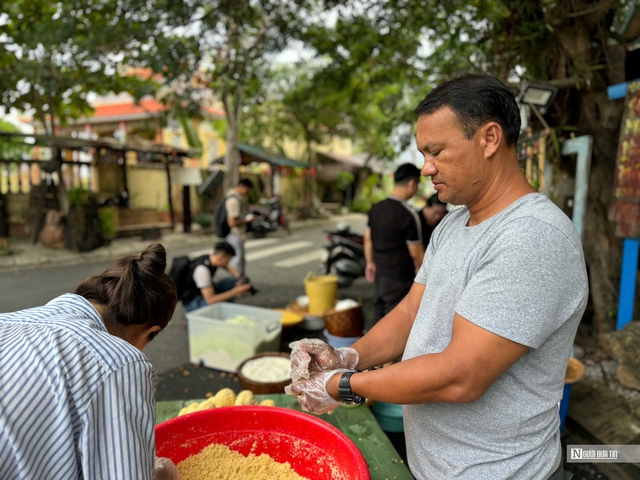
[{"left": 0, "top": 0, "right": 193, "bottom": 135}]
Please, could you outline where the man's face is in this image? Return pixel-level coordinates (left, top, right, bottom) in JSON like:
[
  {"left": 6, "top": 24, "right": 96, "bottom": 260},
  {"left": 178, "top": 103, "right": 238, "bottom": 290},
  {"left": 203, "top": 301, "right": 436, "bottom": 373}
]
[
  {"left": 238, "top": 185, "right": 250, "bottom": 197},
  {"left": 416, "top": 107, "right": 487, "bottom": 206},
  {"left": 212, "top": 253, "right": 231, "bottom": 268}
]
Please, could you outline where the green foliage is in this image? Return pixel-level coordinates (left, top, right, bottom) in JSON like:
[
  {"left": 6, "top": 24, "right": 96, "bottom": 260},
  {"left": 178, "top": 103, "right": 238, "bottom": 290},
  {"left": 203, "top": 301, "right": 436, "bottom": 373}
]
[
  {"left": 350, "top": 198, "right": 372, "bottom": 213},
  {"left": 241, "top": 1, "right": 431, "bottom": 164},
  {"left": 98, "top": 208, "right": 117, "bottom": 238},
  {"left": 349, "top": 173, "right": 386, "bottom": 213},
  {"left": 66, "top": 187, "right": 92, "bottom": 208},
  {"left": 0, "top": 119, "right": 31, "bottom": 160},
  {"left": 336, "top": 172, "right": 355, "bottom": 191},
  {"left": 0, "top": 0, "right": 187, "bottom": 135},
  {"left": 0, "top": 238, "right": 11, "bottom": 257},
  {"left": 192, "top": 212, "right": 213, "bottom": 228}
]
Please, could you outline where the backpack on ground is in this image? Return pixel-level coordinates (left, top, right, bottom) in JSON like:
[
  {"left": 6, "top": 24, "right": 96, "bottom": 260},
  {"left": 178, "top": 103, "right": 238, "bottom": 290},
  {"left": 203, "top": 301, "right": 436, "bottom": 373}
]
[
  {"left": 214, "top": 198, "right": 230, "bottom": 238},
  {"left": 168, "top": 255, "right": 193, "bottom": 302}
]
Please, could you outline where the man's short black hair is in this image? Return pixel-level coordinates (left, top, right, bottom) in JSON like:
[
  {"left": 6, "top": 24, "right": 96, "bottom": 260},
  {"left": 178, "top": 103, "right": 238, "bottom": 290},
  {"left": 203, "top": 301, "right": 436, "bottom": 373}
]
[
  {"left": 414, "top": 73, "right": 521, "bottom": 147},
  {"left": 238, "top": 178, "right": 253, "bottom": 189},
  {"left": 426, "top": 193, "right": 446, "bottom": 207},
  {"left": 213, "top": 242, "right": 236, "bottom": 257},
  {"left": 394, "top": 163, "right": 421, "bottom": 184}
]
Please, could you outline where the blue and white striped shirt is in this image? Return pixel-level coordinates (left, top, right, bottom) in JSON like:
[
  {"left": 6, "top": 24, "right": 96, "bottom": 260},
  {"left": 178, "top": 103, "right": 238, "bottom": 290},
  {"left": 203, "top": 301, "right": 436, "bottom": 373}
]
[{"left": 0, "top": 294, "right": 156, "bottom": 479}]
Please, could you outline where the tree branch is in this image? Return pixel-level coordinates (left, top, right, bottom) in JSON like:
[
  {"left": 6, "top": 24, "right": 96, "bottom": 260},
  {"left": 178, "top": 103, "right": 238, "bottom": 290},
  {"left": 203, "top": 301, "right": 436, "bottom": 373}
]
[{"left": 565, "top": 0, "right": 618, "bottom": 20}]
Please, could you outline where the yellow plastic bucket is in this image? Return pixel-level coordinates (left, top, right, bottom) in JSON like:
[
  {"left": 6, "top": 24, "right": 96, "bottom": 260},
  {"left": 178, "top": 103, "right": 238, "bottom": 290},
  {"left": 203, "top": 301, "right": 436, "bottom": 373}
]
[{"left": 304, "top": 273, "right": 338, "bottom": 315}]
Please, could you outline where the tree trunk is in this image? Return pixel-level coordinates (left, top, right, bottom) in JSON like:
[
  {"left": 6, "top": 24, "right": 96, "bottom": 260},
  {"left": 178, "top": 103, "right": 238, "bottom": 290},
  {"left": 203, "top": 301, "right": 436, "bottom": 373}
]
[
  {"left": 549, "top": 7, "right": 626, "bottom": 334},
  {"left": 579, "top": 89, "right": 625, "bottom": 334},
  {"left": 46, "top": 98, "right": 69, "bottom": 215},
  {"left": 223, "top": 99, "right": 241, "bottom": 192}
]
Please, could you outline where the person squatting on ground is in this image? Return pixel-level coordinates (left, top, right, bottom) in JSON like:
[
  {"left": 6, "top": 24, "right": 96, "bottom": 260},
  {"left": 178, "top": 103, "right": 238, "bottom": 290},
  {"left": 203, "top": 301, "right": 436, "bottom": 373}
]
[
  {"left": 225, "top": 178, "right": 254, "bottom": 275},
  {"left": 287, "top": 73, "right": 587, "bottom": 480},
  {"left": 182, "top": 241, "right": 253, "bottom": 312},
  {"left": 0, "top": 244, "right": 182, "bottom": 479},
  {"left": 365, "top": 163, "right": 425, "bottom": 325}
]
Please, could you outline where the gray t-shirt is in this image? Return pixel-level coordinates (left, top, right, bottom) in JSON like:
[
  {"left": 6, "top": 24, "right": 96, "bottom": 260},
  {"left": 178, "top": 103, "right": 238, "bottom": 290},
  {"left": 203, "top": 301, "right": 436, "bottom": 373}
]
[{"left": 403, "top": 193, "right": 588, "bottom": 480}]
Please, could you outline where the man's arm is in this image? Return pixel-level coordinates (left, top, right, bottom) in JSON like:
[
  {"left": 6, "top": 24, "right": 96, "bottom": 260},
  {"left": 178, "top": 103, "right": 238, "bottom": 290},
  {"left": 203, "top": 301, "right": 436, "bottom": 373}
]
[
  {"left": 407, "top": 242, "right": 425, "bottom": 273},
  {"left": 328, "top": 313, "right": 529, "bottom": 404},
  {"left": 80, "top": 362, "right": 155, "bottom": 479},
  {"left": 193, "top": 265, "right": 249, "bottom": 303},
  {"left": 200, "top": 284, "right": 251, "bottom": 304},
  {"left": 350, "top": 281, "right": 425, "bottom": 370},
  {"left": 225, "top": 264, "right": 242, "bottom": 280},
  {"left": 364, "top": 228, "right": 375, "bottom": 283}
]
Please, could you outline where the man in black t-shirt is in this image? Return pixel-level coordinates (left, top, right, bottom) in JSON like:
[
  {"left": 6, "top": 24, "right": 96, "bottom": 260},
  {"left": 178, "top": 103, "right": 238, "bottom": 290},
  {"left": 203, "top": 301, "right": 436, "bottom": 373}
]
[
  {"left": 418, "top": 193, "right": 448, "bottom": 250},
  {"left": 365, "top": 163, "right": 425, "bottom": 324}
]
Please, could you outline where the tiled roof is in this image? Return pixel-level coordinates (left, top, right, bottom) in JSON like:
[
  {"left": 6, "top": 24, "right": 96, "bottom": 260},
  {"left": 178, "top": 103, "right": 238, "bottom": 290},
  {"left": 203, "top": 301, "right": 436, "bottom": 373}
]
[
  {"left": 92, "top": 98, "right": 166, "bottom": 118},
  {"left": 88, "top": 99, "right": 225, "bottom": 121}
]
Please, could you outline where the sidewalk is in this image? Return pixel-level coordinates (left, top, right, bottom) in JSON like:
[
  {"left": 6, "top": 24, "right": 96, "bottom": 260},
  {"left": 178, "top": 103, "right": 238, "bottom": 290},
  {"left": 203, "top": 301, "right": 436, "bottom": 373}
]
[{"left": 0, "top": 214, "right": 363, "bottom": 271}]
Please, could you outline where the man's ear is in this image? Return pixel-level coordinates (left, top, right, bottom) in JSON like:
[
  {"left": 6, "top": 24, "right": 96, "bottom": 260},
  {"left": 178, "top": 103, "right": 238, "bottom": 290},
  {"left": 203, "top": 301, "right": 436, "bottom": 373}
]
[{"left": 481, "top": 122, "right": 502, "bottom": 159}]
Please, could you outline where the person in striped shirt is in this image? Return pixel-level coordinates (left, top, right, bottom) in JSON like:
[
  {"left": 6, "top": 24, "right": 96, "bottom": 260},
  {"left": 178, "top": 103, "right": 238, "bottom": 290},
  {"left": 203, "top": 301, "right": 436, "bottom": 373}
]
[{"left": 0, "top": 243, "right": 178, "bottom": 479}]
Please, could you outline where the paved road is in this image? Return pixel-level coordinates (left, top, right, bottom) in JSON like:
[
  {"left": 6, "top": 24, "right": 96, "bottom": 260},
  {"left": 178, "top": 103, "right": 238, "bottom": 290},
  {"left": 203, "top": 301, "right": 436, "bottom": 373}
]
[{"left": 0, "top": 215, "right": 372, "bottom": 381}]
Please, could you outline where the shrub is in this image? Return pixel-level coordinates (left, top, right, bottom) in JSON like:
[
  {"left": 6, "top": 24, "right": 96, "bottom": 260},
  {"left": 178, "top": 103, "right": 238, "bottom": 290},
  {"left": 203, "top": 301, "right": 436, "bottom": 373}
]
[{"left": 193, "top": 212, "right": 213, "bottom": 228}]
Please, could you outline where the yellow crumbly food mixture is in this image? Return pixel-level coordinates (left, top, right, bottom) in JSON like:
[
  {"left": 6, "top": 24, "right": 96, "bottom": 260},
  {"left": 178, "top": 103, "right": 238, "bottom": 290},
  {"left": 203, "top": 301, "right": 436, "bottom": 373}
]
[{"left": 177, "top": 443, "right": 309, "bottom": 480}]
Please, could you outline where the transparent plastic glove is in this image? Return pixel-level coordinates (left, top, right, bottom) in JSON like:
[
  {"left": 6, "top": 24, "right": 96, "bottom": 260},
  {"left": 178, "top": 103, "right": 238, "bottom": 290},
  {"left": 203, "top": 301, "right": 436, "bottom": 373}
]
[
  {"left": 285, "top": 369, "right": 348, "bottom": 415},
  {"left": 154, "top": 457, "right": 181, "bottom": 480},
  {"left": 289, "top": 339, "right": 359, "bottom": 382}
]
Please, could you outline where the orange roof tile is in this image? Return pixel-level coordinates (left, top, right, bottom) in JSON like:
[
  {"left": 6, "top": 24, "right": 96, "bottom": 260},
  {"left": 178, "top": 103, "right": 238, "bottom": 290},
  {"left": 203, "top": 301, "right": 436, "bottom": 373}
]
[
  {"left": 92, "top": 98, "right": 166, "bottom": 118},
  {"left": 203, "top": 105, "right": 225, "bottom": 118}
]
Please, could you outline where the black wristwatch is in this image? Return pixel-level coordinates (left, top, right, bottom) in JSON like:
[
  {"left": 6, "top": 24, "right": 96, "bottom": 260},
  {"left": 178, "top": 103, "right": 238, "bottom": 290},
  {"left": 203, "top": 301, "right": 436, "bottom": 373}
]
[{"left": 338, "top": 371, "right": 365, "bottom": 405}]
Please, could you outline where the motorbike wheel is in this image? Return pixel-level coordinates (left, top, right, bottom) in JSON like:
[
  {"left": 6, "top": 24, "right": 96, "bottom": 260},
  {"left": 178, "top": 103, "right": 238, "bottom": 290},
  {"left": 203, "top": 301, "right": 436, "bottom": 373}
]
[{"left": 326, "top": 254, "right": 356, "bottom": 288}]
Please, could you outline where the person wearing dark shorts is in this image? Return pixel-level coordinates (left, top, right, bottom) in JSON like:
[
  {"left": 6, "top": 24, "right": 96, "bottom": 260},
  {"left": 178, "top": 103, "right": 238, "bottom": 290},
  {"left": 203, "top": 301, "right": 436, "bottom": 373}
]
[{"left": 365, "top": 163, "right": 425, "bottom": 325}]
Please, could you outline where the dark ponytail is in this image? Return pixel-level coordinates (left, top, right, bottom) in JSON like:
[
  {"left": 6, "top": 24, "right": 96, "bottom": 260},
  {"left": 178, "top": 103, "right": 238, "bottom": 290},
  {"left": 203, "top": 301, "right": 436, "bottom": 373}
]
[{"left": 75, "top": 244, "right": 177, "bottom": 330}]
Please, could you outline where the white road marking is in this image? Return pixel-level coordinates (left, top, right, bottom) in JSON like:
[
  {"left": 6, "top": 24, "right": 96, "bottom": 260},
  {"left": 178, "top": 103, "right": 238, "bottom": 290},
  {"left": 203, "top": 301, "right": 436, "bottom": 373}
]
[
  {"left": 245, "top": 238, "right": 280, "bottom": 249},
  {"left": 273, "top": 249, "right": 326, "bottom": 268},
  {"left": 188, "top": 238, "right": 279, "bottom": 258},
  {"left": 246, "top": 241, "right": 314, "bottom": 262}
]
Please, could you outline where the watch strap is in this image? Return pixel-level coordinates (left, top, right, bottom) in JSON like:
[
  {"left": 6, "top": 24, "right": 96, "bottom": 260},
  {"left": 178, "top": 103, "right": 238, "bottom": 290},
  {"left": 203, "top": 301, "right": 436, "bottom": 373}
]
[{"left": 338, "top": 371, "right": 365, "bottom": 405}]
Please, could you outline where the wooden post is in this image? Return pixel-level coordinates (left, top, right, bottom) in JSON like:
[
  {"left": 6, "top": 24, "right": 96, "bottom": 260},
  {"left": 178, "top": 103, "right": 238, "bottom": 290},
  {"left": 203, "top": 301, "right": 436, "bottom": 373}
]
[
  {"left": 182, "top": 185, "right": 191, "bottom": 233},
  {"left": 165, "top": 160, "right": 175, "bottom": 231},
  {"left": 121, "top": 150, "right": 129, "bottom": 200}
]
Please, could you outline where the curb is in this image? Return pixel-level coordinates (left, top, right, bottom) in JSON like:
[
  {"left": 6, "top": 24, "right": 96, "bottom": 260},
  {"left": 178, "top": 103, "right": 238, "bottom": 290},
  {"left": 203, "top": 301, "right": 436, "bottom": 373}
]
[{"left": 0, "top": 214, "right": 364, "bottom": 271}]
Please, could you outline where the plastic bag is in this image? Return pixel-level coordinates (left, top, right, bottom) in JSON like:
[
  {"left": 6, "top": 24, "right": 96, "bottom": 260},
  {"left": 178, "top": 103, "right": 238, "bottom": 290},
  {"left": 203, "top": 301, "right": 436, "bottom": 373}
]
[
  {"left": 285, "top": 369, "right": 348, "bottom": 414},
  {"left": 289, "top": 338, "right": 359, "bottom": 382}
]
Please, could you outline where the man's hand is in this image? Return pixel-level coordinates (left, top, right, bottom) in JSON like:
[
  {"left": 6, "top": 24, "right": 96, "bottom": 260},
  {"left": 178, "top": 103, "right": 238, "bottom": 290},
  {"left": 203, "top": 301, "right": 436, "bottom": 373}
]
[
  {"left": 285, "top": 369, "right": 347, "bottom": 415},
  {"left": 365, "top": 263, "right": 376, "bottom": 283},
  {"left": 233, "top": 283, "right": 252, "bottom": 297},
  {"left": 154, "top": 457, "right": 181, "bottom": 480},
  {"left": 289, "top": 339, "right": 359, "bottom": 382}
]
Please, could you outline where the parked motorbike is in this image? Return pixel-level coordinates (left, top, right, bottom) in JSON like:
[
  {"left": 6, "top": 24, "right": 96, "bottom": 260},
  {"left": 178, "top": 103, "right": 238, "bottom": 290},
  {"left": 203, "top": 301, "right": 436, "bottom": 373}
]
[
  {"left": 246, "top": 196, "right": 291, "bottom": 238},
  {"left": 321, "top": 223, "right": 365, "bottom": 288}
]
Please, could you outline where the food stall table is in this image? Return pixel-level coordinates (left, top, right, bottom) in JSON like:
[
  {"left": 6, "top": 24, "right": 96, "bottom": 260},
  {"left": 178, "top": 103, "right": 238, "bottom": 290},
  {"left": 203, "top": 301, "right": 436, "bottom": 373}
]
[{"left": 156, "top": 393, "right": 414, "bottom": 480}]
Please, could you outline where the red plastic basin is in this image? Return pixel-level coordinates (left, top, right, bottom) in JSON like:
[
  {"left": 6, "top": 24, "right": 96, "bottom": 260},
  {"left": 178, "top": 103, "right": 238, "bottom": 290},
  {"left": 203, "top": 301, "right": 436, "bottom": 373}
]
[{"left": 155, "top": 406, "right": 370, "bottom": 480}]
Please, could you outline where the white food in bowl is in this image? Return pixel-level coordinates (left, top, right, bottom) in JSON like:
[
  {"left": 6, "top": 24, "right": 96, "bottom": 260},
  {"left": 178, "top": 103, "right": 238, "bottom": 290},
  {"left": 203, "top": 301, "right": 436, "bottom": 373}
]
[{"left": 240, "top": 356, "right": 291, "bottom": 383}]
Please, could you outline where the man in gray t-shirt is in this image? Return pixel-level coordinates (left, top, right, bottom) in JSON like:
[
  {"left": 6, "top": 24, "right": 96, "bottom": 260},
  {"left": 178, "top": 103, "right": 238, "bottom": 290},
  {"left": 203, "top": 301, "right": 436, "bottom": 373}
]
[
  {"left": 403, "top": 193, "right": 587, "bottom": 478},
  {"left": 286, "top": 74, "right": 587, "bottom": 480}
]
